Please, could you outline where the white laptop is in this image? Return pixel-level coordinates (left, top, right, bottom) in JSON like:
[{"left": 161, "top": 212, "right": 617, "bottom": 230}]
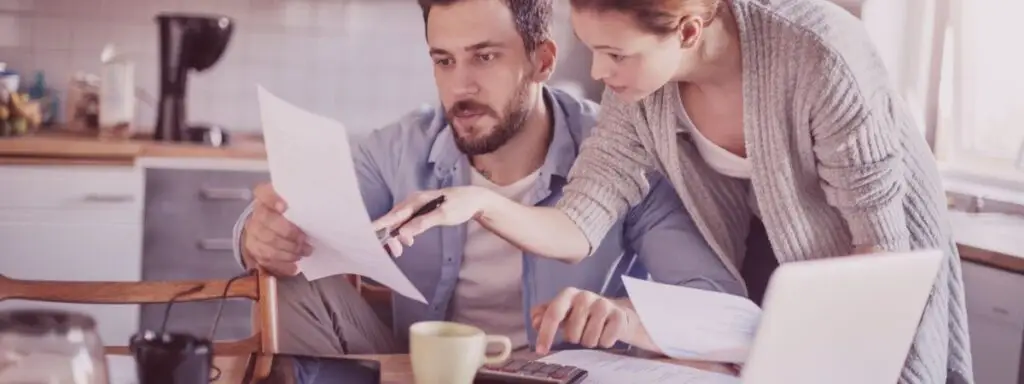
[{"left": 740, "top": 250, "right": 944, "bottom": 384}]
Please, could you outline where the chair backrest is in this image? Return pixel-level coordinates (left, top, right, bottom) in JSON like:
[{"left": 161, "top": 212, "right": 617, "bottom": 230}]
[
  {"left": 0, "top": 270, "right": 279, "bottom": 380},
  {"left": 347, "top": 275, "right": 393, "bottom": 307}
]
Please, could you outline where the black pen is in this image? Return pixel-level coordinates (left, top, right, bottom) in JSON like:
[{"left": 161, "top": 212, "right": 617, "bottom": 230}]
[{"left": 376, "top": 195, "right": 447, "bottom": 248}]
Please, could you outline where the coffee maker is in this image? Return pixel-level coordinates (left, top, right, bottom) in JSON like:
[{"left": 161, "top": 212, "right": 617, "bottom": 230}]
[{"left": 154, "top": 13, "right": 233, "bottom": 143}]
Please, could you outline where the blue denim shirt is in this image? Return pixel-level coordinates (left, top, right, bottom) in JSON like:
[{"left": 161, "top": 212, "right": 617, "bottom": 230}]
[{"left": 234, "top": 86, "right": 742, "bottom": 350}]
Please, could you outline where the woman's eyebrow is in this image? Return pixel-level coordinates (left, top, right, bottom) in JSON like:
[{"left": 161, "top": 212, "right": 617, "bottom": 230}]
[{"left": 573, "top": 30, "right": 622, "bottom": 51}]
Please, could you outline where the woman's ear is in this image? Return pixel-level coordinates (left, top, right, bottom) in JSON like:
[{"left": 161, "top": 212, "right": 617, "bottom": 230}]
[
  {"left": 531, "top": 39, "right": 558, "bottom": 82},
  {"left": 677, "top": 16, "right": 704, "bottom": 49}
]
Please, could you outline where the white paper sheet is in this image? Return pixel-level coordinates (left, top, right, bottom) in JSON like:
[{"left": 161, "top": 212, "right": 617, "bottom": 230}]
[
  {"left": 622, "top": 276, "right": 761, "bottom": 363},
  {"left": 256, "top": 85, "right": 427, "bottom": 304},
  {"left": 538, "top": 350, "right": 740, "bottom": 384}
]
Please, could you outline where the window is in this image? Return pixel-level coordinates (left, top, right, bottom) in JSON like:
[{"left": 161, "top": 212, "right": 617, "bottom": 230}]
[{"left": 933, "top": 0, "right": 1024, "bottom": 188}]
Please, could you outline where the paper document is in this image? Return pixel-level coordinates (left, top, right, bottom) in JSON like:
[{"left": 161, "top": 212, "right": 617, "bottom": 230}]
[
  {"left": 256, "top": 85, "right": 426, "bottom": 304},
  {"left": 622, "top": 276, "right": 760, "bottom": 363},
  {"left": 538, "top": 350, "right": 740, "bottom": 384}
]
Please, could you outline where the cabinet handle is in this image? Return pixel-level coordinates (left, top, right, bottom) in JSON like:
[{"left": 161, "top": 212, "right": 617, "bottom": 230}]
[
  {"left": 82, "top": 193, "right": 135, "bottom": 203},
  {"left": 199, "top": 187, "right": 252, "bottom": 201},
  {"left": 198, "top": 238, "right": 234, "bottom": 251},
  {"left": 992, "top": 307, "right": 1011, "bottom": 316}
]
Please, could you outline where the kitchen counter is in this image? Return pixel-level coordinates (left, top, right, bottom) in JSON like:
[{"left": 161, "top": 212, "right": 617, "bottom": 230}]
[
  {"left": 0, "top": 130, "right": 266, "bottom": 165},
  {"left": 949, "top": 210, "right": 1024, "bottom": 274}
]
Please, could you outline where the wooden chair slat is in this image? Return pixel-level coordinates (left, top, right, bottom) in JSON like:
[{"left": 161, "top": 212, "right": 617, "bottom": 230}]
[{"left": 0, "top": 274, "right": 259, "bottom": 303}]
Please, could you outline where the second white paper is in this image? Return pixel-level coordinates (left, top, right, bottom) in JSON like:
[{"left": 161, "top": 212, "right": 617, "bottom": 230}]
[
  {"left": 539, "top": 350, "right": 740, "bottom": 384},
  {"left": 257, "top": 85, "right": 426, "bottom": 304},
  {"left": 622, "top": 276, "right": 761, "bottom": 364}
]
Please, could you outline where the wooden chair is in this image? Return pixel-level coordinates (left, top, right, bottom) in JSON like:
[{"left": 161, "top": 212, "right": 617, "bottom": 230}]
[
  {"left": 0, "top": 270, "right": 279, "bottom": 382},
  {"left": 347, "top": 275, "right": 394, "bottom": 306}
]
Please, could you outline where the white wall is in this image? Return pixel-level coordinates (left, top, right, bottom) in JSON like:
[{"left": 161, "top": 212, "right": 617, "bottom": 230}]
[
  {"left": 0, "top": 0, "right": 582, "bottom": 136},
  {"left": 860, "top": 0, "right": 941, "bottom": 134}
]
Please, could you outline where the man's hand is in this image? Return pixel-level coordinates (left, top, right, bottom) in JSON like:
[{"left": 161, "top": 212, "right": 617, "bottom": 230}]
[
  {"left": 531, "top": 287, "right": 633, "bottom": 354},
  {"left": 372, "top": 186, "right": 496, "bottom": 256},
  {"left": 241, "top": 183, "right": 312, "bottom": 276}
]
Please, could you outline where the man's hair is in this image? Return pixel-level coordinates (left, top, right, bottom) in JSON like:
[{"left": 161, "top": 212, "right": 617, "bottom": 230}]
[{"left": 417, "top": 0, "right": 553, "bottom": 52}]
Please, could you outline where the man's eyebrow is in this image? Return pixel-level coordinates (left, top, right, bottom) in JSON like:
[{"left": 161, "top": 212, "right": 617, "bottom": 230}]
[
  {"left": 465, "top": 41, "right": 506, "bottom": 51},
  {"left": 429, "top": 41, "right": 506, "bottom": 56}
]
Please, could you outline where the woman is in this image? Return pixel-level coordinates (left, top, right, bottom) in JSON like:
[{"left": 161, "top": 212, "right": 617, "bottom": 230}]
[{"left": 376, "top": 0, "right": 971, "bottom": 382}]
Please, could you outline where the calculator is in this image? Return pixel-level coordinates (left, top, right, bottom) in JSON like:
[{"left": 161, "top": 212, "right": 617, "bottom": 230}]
[{"left": 474, "top": 358, "right": 589, "bottom": 384}]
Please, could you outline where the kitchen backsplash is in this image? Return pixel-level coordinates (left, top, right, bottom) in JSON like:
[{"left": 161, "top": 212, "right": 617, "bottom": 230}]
[{"left": 0, "top": 0, "right": 587, "bottom": 136}]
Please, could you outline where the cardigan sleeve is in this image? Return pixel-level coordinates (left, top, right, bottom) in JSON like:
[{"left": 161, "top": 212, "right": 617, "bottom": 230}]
[
  {"left": 556, "top": 88, "right": 657, "bottom": 252},
  {"left": 808, "top": 56, "right": 911, "bottom": 252}
]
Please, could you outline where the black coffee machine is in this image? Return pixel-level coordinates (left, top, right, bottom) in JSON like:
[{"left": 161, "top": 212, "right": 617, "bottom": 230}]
[{"left": 154, "top": 13, "right": 234, "bottom": 143}]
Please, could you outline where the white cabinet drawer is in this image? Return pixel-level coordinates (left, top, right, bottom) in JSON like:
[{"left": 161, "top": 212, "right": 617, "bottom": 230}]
[
  {"left": 0, "top": 165, "right": 142, "bottom": 212},
  {"left": 962, "top": 261, "right": 1024, "bottom": 330},
  {"left": 0, "top": 221, "right": 142, "bottom": 281},
  {"left": 0, "top": 221, "right": 142, "bottom": 349}
]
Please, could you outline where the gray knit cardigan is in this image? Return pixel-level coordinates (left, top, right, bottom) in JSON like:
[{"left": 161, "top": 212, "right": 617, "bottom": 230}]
[{"left": 555, "top": 0, "right": 973, "bottom": 382}]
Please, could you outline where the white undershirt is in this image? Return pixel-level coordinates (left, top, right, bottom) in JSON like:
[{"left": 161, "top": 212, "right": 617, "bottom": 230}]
[
  {"left": 450, "top": 167, "right": 539, "bottom": 350},
  {"left": 688, "top": 123, "right": 753, "bottom": 179},
  {"left": 676, "top": 104, "right": 762, "bottom": 217}
]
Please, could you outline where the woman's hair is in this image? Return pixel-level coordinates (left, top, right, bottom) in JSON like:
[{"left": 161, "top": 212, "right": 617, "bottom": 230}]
[{"left": 568, "top": 0, "right": 722, "bottom": 35}]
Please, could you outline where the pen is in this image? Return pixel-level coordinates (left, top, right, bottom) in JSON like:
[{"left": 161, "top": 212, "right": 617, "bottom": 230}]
[{"left": 376, "top": 195, "right": 447, "bottom": 247}]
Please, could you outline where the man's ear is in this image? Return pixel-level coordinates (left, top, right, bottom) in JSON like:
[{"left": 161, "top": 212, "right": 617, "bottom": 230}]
[
  {"left": 531, "top": 39, "right": 558, "bottom": 82},
  {"left": 677, "top": 16, "right": 704, "bottom": 49}
]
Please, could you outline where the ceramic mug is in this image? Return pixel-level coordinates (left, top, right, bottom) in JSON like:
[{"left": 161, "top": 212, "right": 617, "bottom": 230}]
[{"left": 409, "top": 321, "right": 512, "bottom": 384}]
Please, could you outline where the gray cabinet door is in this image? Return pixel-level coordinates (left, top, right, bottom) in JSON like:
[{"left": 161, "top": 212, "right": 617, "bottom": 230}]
[
  {"left": 962, "top": 261, "right": 1024, "bottom": 383},
  {"left": 140, "top": 168, "right": 269, "bottom": 341}
]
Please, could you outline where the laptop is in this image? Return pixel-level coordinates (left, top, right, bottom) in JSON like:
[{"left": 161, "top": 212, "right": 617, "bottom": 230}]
[{"left": 739, "top": 250, "right": 944, "bottom": 384}]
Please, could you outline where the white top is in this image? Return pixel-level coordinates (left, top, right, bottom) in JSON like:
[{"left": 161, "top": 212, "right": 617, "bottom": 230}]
[
  {"left": 676, "top": 109, "right": 762, "bottom": 217},
  {"left": 689, "top": 124, "right": 753, "bottom": 179},
  {"left": 450, "top": 168, "right": 540, "bottom": 350}
]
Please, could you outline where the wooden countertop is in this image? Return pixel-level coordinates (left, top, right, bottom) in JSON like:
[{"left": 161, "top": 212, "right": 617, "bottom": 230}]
[
  {"left": 0, "top": 130, "right": 266, "bottom": 165},
  {"left": 950, "top": 211, "right": 1024, "bottom": 275}
]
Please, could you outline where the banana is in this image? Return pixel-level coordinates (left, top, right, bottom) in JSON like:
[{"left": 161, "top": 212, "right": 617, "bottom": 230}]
[
  {"left": 8, "top": 92, "right": 24, "bottom": 118},
  {"left": 22, "top": 104, "right": 41, "bottom": 128},
  {"left": 11, "top": 118, "right": 26, "bottom": 135}
]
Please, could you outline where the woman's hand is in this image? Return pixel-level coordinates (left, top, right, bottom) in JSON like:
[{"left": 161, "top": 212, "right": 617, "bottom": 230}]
[
  {"left": 853, "top": 245, "right": 886, "bottom": 255},
  {"left": 530, "top": 287, "right": 635, "bottom": 354},
  {"left": 373, "top": 186, "right": 497, "bottom": 256}
]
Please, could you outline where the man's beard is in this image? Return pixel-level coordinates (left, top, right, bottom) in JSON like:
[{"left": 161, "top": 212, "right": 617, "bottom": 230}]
[{"left": 446, "top": 81, "right": 532, "bottom": 156}]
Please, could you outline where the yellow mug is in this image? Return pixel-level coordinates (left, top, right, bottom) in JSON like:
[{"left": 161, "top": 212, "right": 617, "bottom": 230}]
[{"left": 409, "top": 321, "right": 513, "bottom": 384}]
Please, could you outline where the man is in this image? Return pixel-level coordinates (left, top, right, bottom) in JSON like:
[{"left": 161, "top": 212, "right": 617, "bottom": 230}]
[{"left": 233, "top": 0, "right": 742, "bottom": 357}]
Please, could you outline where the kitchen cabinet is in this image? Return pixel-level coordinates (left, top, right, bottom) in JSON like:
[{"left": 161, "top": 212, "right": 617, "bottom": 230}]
[
  {"left": 139, "top": 166, "right": 269, "bottom": 341},
  {"left": 968, "top": 312, "right": 1023, "bottom": 384},
  {"left": 0, "top": 162, "right": 272, "bottom": 346},
  {"left": 0, "top": 165, "right": 144, "bottom": 346},
  {"left": 962, "top": 260, "right": 1024, "bottom": 384}
]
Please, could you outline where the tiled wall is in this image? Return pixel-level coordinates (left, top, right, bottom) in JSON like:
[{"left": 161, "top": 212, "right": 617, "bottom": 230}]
[{"left": 0, "top": 0, "right": 591, "bottom": 135}]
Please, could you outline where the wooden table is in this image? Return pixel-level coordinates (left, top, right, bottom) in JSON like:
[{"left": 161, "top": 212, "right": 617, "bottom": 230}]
[
  {"left": 366, "top": 354, "right": 736, "bottom": 384},
  {"left": 200, "top": 352, "right": 736, "bottom": 383}
]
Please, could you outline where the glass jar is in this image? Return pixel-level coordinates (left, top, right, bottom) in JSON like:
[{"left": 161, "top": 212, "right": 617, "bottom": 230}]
[{"left": 0, "top": 309, "right": 109, "bottom": 384}]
